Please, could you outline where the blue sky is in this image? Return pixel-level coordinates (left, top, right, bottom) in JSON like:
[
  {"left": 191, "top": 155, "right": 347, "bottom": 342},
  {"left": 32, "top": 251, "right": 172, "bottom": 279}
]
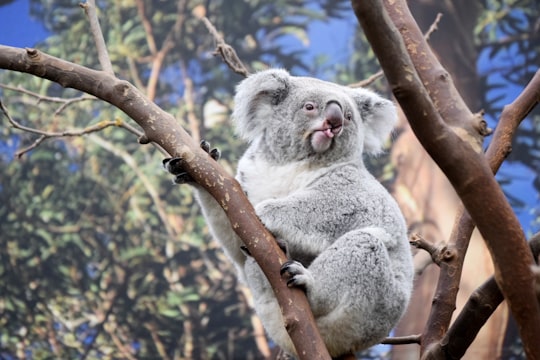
[
  {"left": 0, "top": 0, "right": 49, "bottom": 47},
  {"left": 0, "top": 0, "right": 537, "bottom": 235}
]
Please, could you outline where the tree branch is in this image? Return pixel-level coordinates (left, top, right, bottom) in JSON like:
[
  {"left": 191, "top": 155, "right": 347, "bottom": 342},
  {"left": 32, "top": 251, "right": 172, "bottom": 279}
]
[
  {"left": 0, "top": 45, "right": 330, "bottom": 360},
  {"left": 424, "top": 70, "right": 540, "bottom": 356},
  {"left": 382, "top": 334, "right": 422, "bottom": 345},
  {"left": 428, "top": 232, "right": 540, "bottom": 360},
  {"left": 410, "top": 233, "right": 448, "bottom": 267},
  {"left": 0, "top": 83, "right": 97, "bottom": 115},
  {"left": 80, "top": 0, "right": 114, "bottom": 75},
  {"left": 351, "top": 1, "right": 540, "bottom": 358},
  {"left": 349, "top": 12, "right": 443, "bottom": 89},
  {"left": 133, "top": 0, "right": 188, "bottom": 100},
  {"left": 200, "top": 16, "right": 250, "bottom": 77},
  {"left": 382, "top": 0, "right": 491, "bottom": 150},
  {"left": 420, "top": 67, "right": 540, "bottom": 353},
  {"left": 0, "top": 99, "right": 142, "bottom": 157}
]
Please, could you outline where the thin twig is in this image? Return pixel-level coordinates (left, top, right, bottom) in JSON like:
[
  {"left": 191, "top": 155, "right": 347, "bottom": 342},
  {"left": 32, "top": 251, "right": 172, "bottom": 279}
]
[
  {"left": 0, "top": 83, "right": 97, "bottom": 115},
  {"left": 381, "top": 334, "right": 421, "bottom": 345},
  {"left": 0, "top": 100, "right": 142, "bottom": 158},
  {"left": 410, "top": 233, "right": 444, "bottom": 266},
  {"left": 200, "top": 16, "right": 250, "bottom": 77},
  {"left": 425, "top": 13, "right": 443, "bottom": 42},
  {"left": 80, "top": 0, "right": 114, "bottom": 75}
]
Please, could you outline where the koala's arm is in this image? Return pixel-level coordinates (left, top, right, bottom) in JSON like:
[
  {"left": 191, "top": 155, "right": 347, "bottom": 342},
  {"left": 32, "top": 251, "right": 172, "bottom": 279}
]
[
  {"left": 254, "top": 165, "right": 403, "bottom": 253},
  {"left": 163, "top": 152, "right": 247, "bottom": 281},
  {"left": 255, "top": 169, "right": 413, "bottom": 352}
]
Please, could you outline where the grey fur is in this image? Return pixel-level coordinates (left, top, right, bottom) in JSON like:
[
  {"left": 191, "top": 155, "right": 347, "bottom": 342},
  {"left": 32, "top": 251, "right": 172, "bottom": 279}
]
[{"left": 180, "top": 69, "right": 414, "bottom": 357}]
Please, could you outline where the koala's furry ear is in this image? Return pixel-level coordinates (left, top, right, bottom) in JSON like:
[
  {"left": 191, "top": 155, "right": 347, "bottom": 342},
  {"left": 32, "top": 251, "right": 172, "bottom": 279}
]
[
  {"left": 232, "top": 69, "right": 290, "bottom": 141},
  {"left": 349, "top": 88, "right": 397, "bottom": 154}
]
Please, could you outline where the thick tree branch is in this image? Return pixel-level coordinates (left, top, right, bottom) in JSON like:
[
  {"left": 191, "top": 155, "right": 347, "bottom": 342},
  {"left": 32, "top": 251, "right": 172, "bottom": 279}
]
[
  {"left": 0, "top": 45, "right": 330, "bottom": 360},
  {"left": 421, "top": 67, "right": 540, "bottom": 353},
  {"left": 383, "top": 0, "right": 491, "bottom": 150},
  {"left": 351, "top": 1, "right": 540, "bottom": 358},
  {"left": 424, "top": 70, "right": 540, "bottom": 356}
]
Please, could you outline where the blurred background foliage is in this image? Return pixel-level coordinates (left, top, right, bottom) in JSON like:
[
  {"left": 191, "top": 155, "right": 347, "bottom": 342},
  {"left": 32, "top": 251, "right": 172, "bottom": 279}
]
[{"left": 0, "top": 0, "right": 538, "bottom": 359}]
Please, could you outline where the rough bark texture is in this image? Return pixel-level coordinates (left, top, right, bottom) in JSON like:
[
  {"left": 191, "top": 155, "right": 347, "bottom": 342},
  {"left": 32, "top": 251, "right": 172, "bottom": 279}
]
[
  {"left": 383, "top": 1, "right": 507, "bottom": 358},
  {"left": 389, "top": 4, "right": 540, "bottom": 359},
  {"left": 351, "top": 1, "right": 540, "bottom": 359}
]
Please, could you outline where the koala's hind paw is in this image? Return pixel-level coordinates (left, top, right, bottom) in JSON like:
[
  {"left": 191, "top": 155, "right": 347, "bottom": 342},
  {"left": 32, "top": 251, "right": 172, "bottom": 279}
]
[{"left": 280, "top": 260, "right": 314, "bottom": 290}]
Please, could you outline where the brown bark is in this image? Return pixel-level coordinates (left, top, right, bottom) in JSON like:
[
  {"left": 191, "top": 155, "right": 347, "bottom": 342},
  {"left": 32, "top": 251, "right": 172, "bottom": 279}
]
[
  {"left": 410, "top": 0, "right": 481, "bottom": 110},
  {"left": 351, "top": 2, "right": 540, "bottom": 359},
  {"left": 432, "top": 232, "right": 540, "bottom": 359},
  {"left": 379, "top": 1, "right": 508, "bottom": 357},
  {"left": 390, "top": 8, "right": 540, "bottom": 360},
  {"left": 0, "top": 45, "right": 331, "bottom": 360},
  {"left": 383, "top": 0, "right": 487, "bottom": 150},
  {"left": 380, "top": 1, "right": 502, "bottom": 357},
  {"left": 423, "top": 68, "right": 540, "bottom": 358}
]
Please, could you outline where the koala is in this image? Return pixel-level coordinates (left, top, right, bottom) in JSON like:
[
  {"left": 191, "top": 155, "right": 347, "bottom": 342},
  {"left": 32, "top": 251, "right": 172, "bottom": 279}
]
[{"left": 164, "top": 69, "right": 414, "bottom": 358}]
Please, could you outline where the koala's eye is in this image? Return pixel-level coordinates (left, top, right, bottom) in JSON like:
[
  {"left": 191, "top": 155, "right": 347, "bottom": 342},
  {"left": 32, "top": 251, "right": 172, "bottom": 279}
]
[{"left": 303, "top": 102, "right": 317, "bottom": 112}]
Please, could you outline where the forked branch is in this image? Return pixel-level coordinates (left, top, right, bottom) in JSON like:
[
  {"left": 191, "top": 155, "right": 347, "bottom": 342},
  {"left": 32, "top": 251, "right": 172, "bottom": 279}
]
[{"left": 351, "top": 1, "right": 540, "bottom": 358}]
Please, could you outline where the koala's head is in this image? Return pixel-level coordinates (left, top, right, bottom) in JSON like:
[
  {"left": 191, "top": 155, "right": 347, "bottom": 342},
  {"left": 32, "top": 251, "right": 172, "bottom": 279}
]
[{"left": 232, "top": 69, "right": 397, "bottom": 165}]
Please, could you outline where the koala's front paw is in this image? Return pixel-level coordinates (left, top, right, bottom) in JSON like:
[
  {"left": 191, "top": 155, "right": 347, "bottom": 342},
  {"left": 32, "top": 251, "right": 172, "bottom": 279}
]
[
  {"left": 280, "top": 260, "right": 314, "bottom": 291},
  {"left": 163, "top": 157, "right": 192, "bottom": 184},
  {"left": 163, "top": 140, "right": 221, "bottom": 184}
]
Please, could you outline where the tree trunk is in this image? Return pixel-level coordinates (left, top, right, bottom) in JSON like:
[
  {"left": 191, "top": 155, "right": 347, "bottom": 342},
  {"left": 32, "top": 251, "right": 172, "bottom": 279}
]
[{"left": 390, "top": 2, "right": 508, "bottom": 358}]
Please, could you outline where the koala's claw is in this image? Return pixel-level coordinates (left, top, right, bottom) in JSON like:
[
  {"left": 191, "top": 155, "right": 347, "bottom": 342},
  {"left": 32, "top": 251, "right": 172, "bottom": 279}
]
[
  {"left": 200, "top": 140, "right": 221, "bottom": 161},
  {"left": 163, "top": 157, "right": 193, "bottom": 184},
  {"left": 200, "top": 139, "right": 211, "bottom": 153},
  {"left": 280, "top": 260, "right": 313, "bottom": 290},
  {"left": 240, "top": 245, "right": 251, "bottom": 257},
  {"left": 209, "top": 148, "right": 221, "bottom": 161},
  {"left": 163, "top": 157, "right": 184, "bottom": 175}
]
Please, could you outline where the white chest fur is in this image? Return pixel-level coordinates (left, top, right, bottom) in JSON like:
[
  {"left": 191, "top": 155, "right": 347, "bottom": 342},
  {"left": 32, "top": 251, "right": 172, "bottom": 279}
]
[{"left": 237, "top": 156, "right": 327, "bottom": 206}]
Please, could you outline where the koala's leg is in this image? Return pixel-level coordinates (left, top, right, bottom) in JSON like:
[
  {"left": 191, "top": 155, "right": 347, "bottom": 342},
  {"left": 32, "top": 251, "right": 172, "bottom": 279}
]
[
  {"left": 301, "top": 228, "right": 409, "bottom": 355},
  {"left": 243, "top": 257, "right": 297, "bottom": 357}
]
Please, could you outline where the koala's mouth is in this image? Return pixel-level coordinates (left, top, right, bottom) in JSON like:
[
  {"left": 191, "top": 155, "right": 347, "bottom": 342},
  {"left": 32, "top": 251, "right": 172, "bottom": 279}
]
[
  {"left": 319, "top": 124, "right": 343, "bottom": 138},
  {"left": 309, "top": 123, "right": 343, "bottom": 153}
]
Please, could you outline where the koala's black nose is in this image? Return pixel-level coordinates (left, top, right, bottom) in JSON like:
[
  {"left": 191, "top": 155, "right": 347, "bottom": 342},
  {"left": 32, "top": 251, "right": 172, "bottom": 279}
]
[{"left": 325, "top": 102, "right": 344, "bottom": 130}]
